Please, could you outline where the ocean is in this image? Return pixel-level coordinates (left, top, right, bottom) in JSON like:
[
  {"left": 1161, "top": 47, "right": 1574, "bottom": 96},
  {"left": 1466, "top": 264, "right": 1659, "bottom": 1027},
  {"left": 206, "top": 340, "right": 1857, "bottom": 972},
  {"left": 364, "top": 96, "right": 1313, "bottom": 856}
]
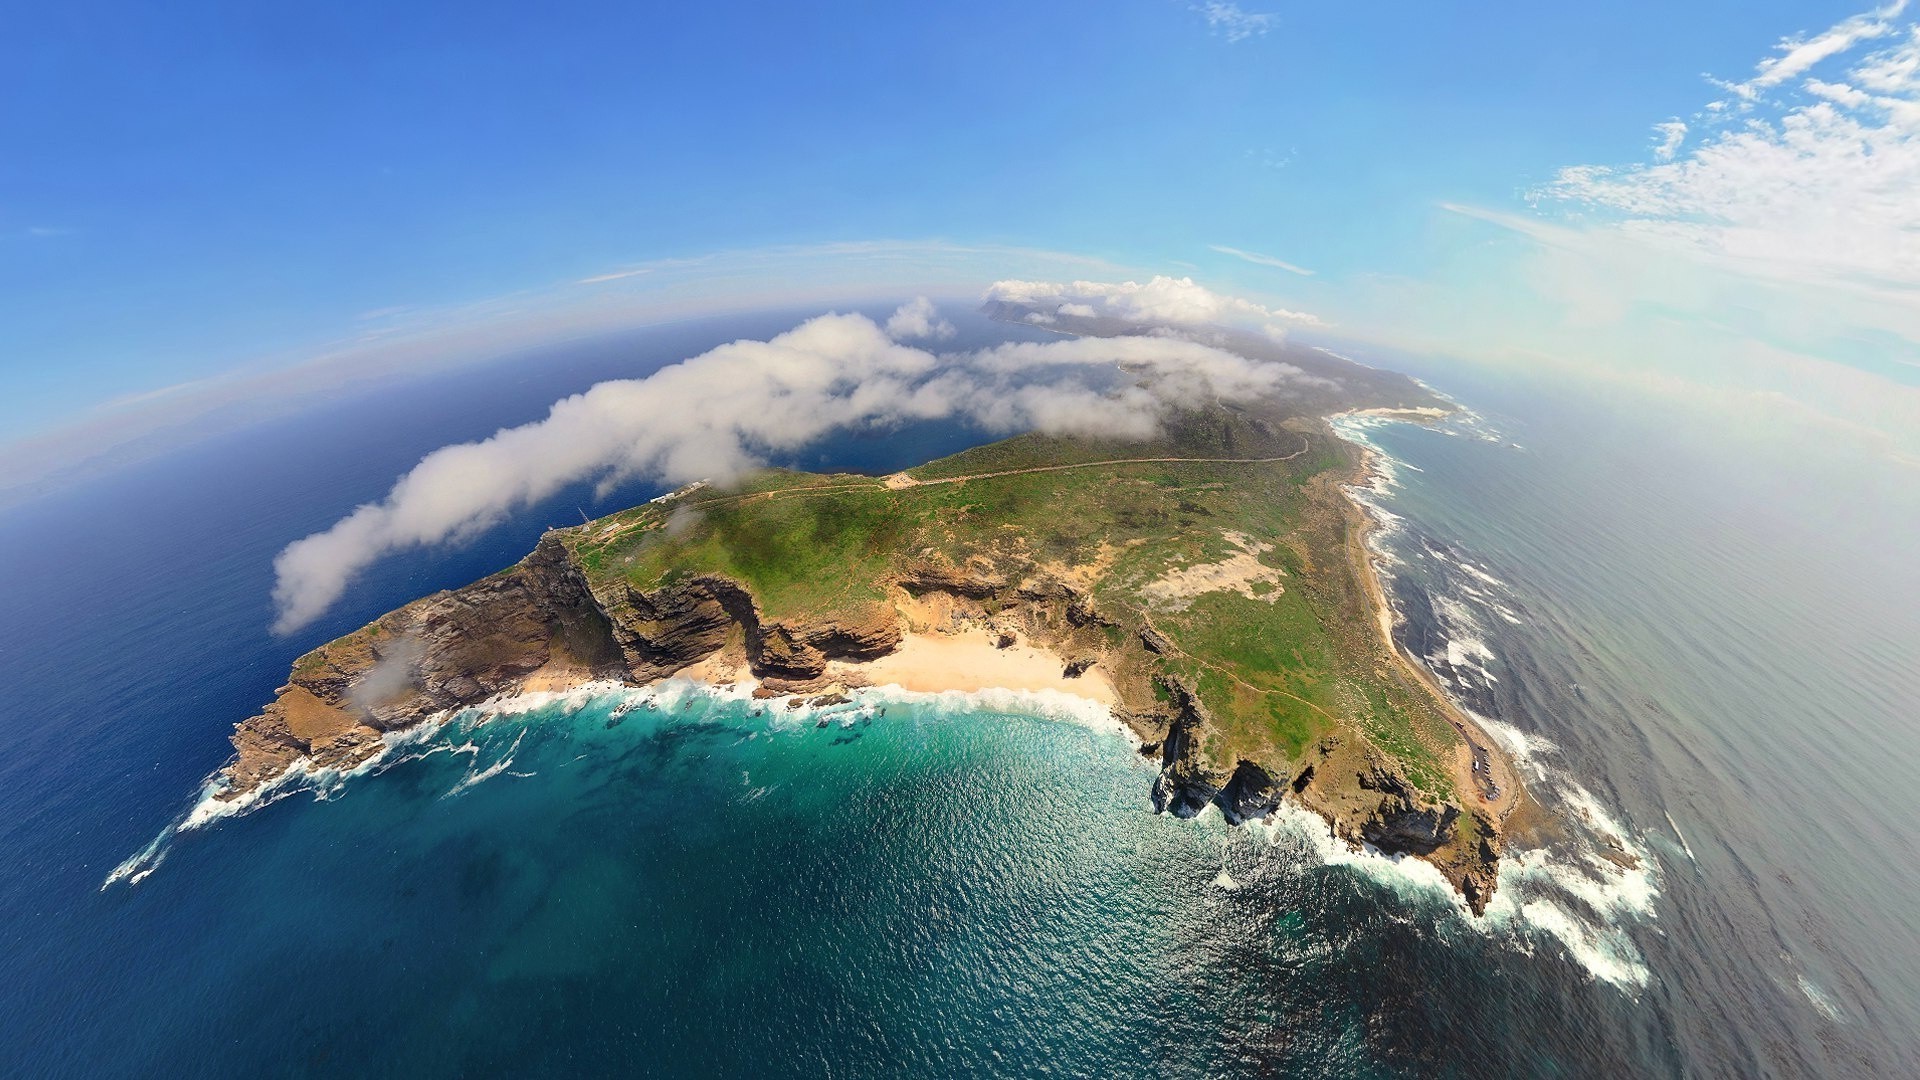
[{"left": 2, "top": 312, "right": 1916, "bottom": 1076}]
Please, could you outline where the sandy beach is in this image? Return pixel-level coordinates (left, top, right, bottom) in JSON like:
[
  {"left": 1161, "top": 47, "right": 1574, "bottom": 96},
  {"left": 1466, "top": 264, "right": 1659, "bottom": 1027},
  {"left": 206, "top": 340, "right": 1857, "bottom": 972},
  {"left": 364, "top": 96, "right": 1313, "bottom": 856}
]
[{"left": 827, "top": 628, "right": 1118, "bottom": 704}]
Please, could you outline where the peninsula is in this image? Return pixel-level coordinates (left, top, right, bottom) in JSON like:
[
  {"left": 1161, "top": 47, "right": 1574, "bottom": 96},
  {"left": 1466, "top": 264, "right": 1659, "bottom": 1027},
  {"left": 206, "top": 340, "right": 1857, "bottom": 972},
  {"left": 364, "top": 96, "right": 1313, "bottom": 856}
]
[{"left": 224, "top": 353, "right": 1521, "bottom": 912}]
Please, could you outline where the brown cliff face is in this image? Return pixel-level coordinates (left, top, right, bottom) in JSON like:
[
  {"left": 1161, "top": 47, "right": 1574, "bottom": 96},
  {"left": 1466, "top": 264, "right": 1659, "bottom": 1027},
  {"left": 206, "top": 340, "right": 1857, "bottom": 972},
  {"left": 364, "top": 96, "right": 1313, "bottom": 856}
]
[
  {"left": 224, "top": 534, "right": 628, "bottom": 796},
  {"left": 1143, "top": 677, "right": 1502, "bottom": 915},
  {"left": 225, "top": 536, "right": 904, "bottom": 800}
]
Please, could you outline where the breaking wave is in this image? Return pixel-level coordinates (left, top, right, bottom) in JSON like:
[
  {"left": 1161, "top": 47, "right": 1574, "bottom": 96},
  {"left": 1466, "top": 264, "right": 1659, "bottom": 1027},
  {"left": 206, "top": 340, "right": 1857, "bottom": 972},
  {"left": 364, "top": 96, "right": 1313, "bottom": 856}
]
[
  {"left": 104, "top": 678, "right": 1136, "bottom": 891},
  {"left": 1330, "top": 406, "right": 1662, "bottom": 990}
]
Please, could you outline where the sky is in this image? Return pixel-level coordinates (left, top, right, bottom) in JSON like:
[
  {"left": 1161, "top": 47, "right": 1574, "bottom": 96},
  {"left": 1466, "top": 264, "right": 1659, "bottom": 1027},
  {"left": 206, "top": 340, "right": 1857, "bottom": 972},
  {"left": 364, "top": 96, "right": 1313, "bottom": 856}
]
[{"left": 3, "top": 0, "right": 1918, "bottom": 492}]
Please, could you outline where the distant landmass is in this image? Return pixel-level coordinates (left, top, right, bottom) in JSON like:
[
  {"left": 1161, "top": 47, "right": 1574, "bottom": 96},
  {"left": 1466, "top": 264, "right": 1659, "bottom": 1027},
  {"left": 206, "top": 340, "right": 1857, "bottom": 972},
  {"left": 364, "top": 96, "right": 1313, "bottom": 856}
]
[{"left": 220, "top": 325, "right": 1520, "bottom": 912}]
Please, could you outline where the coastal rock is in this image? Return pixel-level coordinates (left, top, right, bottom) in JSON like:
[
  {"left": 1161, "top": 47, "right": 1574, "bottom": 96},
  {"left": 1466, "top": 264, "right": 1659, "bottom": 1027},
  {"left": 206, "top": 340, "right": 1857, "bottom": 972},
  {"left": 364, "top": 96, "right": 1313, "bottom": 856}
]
[
  {"left": 1357, "top": 764, "right": 1460, "bottom": 854},
  {"left": 1217, "top": 761, "right": 1282, "bottom": 824},
  {"left": 1148, "top": 677, "right": 1227, "bottom": 818},
  {"left": 222, "top": 533, "right": 625, "bottom": 799},
  {"left": 899, "top": 562, "right": 1006, "bottom": 599},
  {"left": 744, "top": 608, "right": 903, "bottom": 679},
  {"left": 592, "top": 574, "right": 740, "bottom": 680}
]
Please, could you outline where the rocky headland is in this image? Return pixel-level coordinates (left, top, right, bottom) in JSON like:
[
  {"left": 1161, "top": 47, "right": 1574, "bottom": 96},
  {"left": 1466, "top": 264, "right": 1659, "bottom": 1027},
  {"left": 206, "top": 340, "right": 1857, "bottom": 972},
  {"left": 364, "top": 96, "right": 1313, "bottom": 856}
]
[{"left": 224, "top": 401, "right": 1518, "bottom": 913}]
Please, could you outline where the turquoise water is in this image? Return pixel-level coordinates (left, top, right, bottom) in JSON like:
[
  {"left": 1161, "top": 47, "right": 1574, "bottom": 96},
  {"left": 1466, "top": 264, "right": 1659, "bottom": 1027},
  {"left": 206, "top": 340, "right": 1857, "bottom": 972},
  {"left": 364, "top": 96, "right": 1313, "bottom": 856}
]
[{"left": 96, "top": 683, "right": 1558, "bottom": 1076}]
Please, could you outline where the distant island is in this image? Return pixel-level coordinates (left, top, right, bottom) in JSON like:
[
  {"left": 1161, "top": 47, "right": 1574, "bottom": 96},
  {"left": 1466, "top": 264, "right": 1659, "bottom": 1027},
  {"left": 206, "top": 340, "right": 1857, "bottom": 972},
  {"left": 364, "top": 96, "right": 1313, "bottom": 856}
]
[{"left": 223, "top": 328, "right": 1521, "bottom": 913}]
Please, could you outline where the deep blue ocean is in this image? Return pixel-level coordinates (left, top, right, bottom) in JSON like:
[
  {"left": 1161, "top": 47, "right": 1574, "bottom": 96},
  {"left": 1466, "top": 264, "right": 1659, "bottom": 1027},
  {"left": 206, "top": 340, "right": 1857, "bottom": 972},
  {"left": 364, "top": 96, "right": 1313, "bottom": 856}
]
[{"left": 3, "top": 310, "right": 1917, "bottom": 1076}]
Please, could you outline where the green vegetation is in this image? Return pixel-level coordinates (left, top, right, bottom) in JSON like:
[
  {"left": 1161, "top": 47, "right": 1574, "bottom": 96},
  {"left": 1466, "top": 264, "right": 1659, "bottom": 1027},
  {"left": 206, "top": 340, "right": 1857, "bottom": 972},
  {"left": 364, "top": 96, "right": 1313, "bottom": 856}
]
[{"left": 559, "top": 397, "right": 1465, "bottom": 798}]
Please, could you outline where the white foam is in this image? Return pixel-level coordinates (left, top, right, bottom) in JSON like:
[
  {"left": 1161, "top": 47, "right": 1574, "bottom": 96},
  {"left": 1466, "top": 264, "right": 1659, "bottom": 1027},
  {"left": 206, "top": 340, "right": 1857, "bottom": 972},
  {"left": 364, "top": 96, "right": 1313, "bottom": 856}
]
[
  {"left": 1798, "top": 974, "right": 1845, "bottom": 1022},
  {"left": 1458, "top": 561, "right": 1508, "bottom": 588},
  {"left": 110, "top": 675, "right": 1145, "bottom": 891},
  {"left": 1472, "top": 714, "right": 1557, "bottom": 782},
  {"left": 1471, "top": 717, "right": 1662, "bottom": 989},
  {"left": 1334, "top": 392, "right": 1662, "bottom": 991},
  {"left": 1664, "top": 812, "right": 1697, "bottom": 863},
  {"left": 443, "top": 730, "right": 526, "bottom": 798},
  {"left": 847, "top": 684, "right": 1141, "bottom": 748},
  {"left": 1508, "top": 898, "right": 1651, "bottom": 989},
  {"left": 1244, "top": 800, "right": 1470, "bottom": 911}
]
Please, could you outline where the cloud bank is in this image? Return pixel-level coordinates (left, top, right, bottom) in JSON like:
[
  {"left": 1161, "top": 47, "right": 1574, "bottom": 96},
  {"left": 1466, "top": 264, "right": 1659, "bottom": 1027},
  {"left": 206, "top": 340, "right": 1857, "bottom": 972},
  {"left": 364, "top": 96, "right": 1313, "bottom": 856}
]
[
  {"left": 984, "top": 275, "right": 1325, "bottom": 331},
  {"left": 271, "top": 297, "right": 1312, "bottom": 633}
]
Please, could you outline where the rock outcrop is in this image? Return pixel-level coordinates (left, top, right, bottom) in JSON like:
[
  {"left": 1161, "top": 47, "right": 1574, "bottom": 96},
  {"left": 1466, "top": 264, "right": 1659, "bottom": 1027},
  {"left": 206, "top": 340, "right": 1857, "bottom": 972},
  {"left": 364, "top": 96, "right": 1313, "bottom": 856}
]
[
  {"left": 227, "top": 534, "right": 622, "bottom": 794},
  {"left": 226, "top": 538, "right": 908, "bottom": 802}
]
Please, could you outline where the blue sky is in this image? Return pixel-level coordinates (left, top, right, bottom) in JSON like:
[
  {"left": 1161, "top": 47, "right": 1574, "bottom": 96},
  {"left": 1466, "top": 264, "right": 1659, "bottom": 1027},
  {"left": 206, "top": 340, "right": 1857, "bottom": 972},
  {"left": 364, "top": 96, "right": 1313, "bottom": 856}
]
[{"left": 4, "top": 0, "right": 1917, "bottom": 479}]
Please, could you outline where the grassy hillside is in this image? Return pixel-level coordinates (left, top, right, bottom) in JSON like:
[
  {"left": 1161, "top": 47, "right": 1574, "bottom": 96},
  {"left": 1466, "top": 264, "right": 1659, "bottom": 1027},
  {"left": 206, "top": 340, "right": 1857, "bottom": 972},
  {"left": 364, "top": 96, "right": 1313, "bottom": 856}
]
[{"left": 562, "top": 399, "right": 1461, "bottom": 799}]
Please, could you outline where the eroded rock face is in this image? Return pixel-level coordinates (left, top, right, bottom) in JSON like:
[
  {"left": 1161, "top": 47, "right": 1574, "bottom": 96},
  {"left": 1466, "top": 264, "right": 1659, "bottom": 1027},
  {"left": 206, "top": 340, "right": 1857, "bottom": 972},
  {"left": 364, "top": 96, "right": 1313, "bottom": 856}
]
[
  {"left": 224, "top": 534, "right": 627, "bottom": 799},
  {"left": 224, "top": 535, "right": 903, "bottom": 800},
  {"left": 747, "top": 611, "right": 902, "bottom": 680},
  {"left": 1148, "top": 679, "right": 1225, "bottom": 818},
  {"left": 1137, "top": 684, "right": 1501, "bottom": 914},
  {"left": 594, "top": 575, "right": 739, "bottom": 680},
  {"left": 1218, "top": 761, "right": 1283, "bottom": 825},
  {"left": 1357, "top": 765, "right": 1461, "bottom": 854},
  {"left": 899, "top": 562, "right": 1007, "bottom": 599}
]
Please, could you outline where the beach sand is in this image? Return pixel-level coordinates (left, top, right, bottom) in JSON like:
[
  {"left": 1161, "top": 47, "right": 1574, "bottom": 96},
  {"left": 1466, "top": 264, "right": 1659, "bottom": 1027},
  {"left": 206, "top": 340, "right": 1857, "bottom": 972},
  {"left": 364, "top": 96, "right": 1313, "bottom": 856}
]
[{"left": 827, "top": 628, "right": 1118, "bottom": 705}]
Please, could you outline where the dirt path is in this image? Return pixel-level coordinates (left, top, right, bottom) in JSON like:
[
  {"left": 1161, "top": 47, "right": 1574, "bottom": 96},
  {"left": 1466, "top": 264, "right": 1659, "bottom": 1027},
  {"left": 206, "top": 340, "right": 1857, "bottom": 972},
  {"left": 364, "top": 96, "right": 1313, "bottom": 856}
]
[
  {"left": 884, "top": 437, "right": 1313, "bottom": 489},
  {"left": 1128, "top": 608, "right": 1351, "bottom": 732},
  {"left": 655, "top": 437, "right": 1316, "bottom": 517}
]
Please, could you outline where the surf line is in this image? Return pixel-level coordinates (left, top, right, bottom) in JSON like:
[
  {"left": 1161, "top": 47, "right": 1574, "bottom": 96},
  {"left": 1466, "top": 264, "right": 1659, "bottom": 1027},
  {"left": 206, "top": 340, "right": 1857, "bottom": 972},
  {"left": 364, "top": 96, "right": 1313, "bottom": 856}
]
[{"left": 1665, "top": 811, "right": 1697, "bottom": 863}]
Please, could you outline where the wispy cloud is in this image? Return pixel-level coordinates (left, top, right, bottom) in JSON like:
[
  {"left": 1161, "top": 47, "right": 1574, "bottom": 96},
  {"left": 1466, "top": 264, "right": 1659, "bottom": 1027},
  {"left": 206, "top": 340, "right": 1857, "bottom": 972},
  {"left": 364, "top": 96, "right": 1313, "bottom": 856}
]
[
  {"left": 1538, "top": 3, "right": 1920, "bottom": 297},
  {"left": 1650, "top": 119, "right": 1688, "bottom": 162},
  {"left": 986, "top": 275, "right": 1325, "bottom": 331},
  {"left": 1208, "top": 244, "right": 1315, "bottom": 276},
  {"left": 576, "top": 268, "right": 653, "bottom": 285},
  {"left": 1194, "top": 2, "right": 1276, "bottom": 43},
  {"left": 1708, "top": 0, "right": 1909, "bottom": 105}
]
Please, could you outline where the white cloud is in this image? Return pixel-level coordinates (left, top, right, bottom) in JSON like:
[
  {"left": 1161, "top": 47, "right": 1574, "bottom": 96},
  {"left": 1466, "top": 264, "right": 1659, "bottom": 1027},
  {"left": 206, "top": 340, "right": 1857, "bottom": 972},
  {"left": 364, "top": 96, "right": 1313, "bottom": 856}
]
[
  {"left": 1195, "top": 2, "right": 1276, "bottom": 43},
  {"left": 985, "top": 275, "right": 1325, "bottom": 330},
  {"left": 270, "top": 303, "right": 1318, "bottom": 633},
  {"left": 1650, "top": 119, "right": 1688, "bottom": 162},
  {"left": 1540, "top": 5, "right": 1920, "bottom": 296},
  {"left": 1711, "top": 0, "right": 1909, "bottom": 103},
  {"left": 883, "top": 296, "right": 955, "bottom": 340},
  {"left": 0, "top": 239, "right": 1133, "bottom": 510},
  {"left": 1208, "top": 244, "right": 1316, "bottom": 276}
]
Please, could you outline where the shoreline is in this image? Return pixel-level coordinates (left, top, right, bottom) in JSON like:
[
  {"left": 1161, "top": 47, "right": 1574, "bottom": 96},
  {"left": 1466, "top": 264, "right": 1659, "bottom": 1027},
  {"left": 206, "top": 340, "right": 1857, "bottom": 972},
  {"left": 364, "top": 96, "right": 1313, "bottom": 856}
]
[
  {"left": 1332, "top": 422, "right": 1527, "bottom": 828},
  {"left": 191, "top": 632, "right": 1141, "bottom": 838}
]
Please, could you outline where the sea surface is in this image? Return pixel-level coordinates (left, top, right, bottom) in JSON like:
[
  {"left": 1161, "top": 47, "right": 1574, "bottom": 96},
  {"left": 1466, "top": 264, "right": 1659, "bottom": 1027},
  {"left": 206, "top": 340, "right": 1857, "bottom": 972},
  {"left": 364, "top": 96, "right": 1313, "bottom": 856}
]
[{"left": 2, "top": 312, "right": 1917, "bottom": 1076}]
